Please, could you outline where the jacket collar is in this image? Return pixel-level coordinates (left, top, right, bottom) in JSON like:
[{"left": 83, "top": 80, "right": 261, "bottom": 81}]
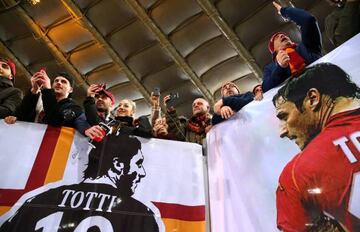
[{"left": 0, "top": 77, "right": 14, "bottom": 87}]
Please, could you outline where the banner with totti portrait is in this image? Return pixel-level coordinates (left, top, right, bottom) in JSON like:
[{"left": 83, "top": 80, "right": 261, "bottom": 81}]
[
  {"left": 207, "top": 34, "right": 360, "bottom": 232},
  {"left": 0, "top": 122, "right": 206, "bottom": 232}
]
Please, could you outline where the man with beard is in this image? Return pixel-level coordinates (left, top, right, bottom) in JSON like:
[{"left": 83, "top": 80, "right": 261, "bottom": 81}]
[
  {"left": 273, "top": 63, "right": 360, "bottom": 231},
  {"left": 83, "top": 84, "right": 115, "bottom": 126},
  {"left": 211, "top": 81, "right": 254, "bottom": 126},
  {"left": 83, "top": 84, "right": 116, "bottom": 140},
  {"left": 0, "top": 135, "right": 160, "bottom": 232},
  {"left": 262, "top": 1, "right": 322, "bottom": 92},
  {"left": 165, "top": 97, "right": 212, "bottom": 145}
]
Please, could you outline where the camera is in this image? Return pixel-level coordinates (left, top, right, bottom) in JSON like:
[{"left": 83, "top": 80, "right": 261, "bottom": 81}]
[
  {"left": 166, "top": 92, "right": 179, "bottom": 108},
  {"left": 153, "top": 87, "right": 160, "bottom": 97}
]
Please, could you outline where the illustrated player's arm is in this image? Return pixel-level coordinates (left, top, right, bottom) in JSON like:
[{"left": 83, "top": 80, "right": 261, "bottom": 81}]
[{"left": 276, "top": 163, "right": 311, "bottom": 232}]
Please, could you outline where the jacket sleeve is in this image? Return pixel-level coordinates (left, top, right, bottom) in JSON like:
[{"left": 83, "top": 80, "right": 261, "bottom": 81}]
[
  {"left": 41, "top": 88, "right": 60, "bottom": 124},
  {"left": 0, "top": 88, "right": 23, "bottom": 119},
  {"left": 281, "top": 7, "right": 322, "bottom": 54},
  {"left": 222, "top": 91, "right": 254, "bottom": 112},
  {"left": 83, "top": 96, "right": 101, "bottom": 126},
  {"left": 73, "top": 113, "right": 91, "bottom": 135},
  {"left": 211, "top": 113, "right": 225, "bottom": 126},
  {"left": 327, "top": 1, "right": 360, "bottom": 46},
  {"left": 165, "top": 110, "right": 186, "bottom": 141},
  {"left": 16, "top": 89, "right": 39, "bottom": 122},
  {"left": 134, "top": 116, "right": 153, "bottom": 138},
  {"left": 262, "top": 62, "right": 291, "bottom": 92}
]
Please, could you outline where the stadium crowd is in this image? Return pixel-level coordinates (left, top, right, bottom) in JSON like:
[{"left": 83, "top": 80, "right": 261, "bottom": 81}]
[{"left": 1, "top": 0, "right": 359, "bottom": 146}]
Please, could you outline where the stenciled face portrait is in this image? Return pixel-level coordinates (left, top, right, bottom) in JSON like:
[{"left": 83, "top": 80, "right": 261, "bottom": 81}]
[
  {"left": 95, "top": 92, "right": 113, "bottom": 113},
  {"left": 52, "top": 76, "right": 73, "bottom": 98},
  {"left": 115, "top": 150, "right": 146, "bottom": 196},
  {"left": 116, "top": 99, "right": 135, "bottom": 117},
  {"left": 275, "top": 96, "right": 319, "bottom": 150},
  {"left": 0, "top": 61, "right": 12, "bottom": 80},
  {"left": 192, "top": 98, "right": 209, "bottom": 116}
]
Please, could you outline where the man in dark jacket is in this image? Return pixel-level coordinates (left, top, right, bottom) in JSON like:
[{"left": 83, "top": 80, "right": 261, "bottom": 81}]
[
  {"left": 0, "top": 58, "right": 22, "bottom": 119},
  {"left": 325, "top": 0, "right": 360, "bottom": 48},
  {"left": 83, "top": 84, "right": 115, "bottom": 125},
  {"left": 212, "top": 82, "right": 254, "bottom": 126},
  {"left": 7, "top": 70, "right": 89, "bottom": 134},
  {"left": 262, "top": 2, "right": 322, "bottom": 92}
]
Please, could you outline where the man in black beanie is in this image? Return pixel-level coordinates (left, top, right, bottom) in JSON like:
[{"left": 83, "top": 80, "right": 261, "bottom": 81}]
[{"left": 5, "top": 69, "right": 89, "bottom": 134}]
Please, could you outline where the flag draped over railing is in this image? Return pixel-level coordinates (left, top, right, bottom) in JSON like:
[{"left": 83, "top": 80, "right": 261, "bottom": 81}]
[{"left": 0, "top": 122, "right": 205, "bottom": 232}]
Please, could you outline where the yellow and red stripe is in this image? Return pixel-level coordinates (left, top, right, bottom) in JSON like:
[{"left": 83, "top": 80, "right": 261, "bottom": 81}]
[
  {"left": 0, "top": 126, "right": 74, "bottom": 215},
  {"left": 153, "top": 202, "right": 205, "bottom": 232}
]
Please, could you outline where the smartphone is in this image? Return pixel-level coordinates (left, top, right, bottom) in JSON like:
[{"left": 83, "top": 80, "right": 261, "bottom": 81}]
[
  {"left": 97, "top": 83, "right": 106, "bottom": 89},
  {"left": 39, "top": 67, "right": 46, "bottom": 73},
  {"left": 167, "top": 92, "right": 179, "bottom": 108},
  {"left": 169, "top": 92, "right": 179, "bottom": 100},
  {"left": 153, "top": 87, "right": 160, "bottom": 96}
]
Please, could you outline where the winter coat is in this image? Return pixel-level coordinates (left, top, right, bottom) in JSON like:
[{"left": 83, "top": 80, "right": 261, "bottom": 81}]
[
  {"left": 0, "top": 78, "right": 22, "bottom": 119},
  {"left": 262, "top": 7, "right": 322, "bottom": 92}
]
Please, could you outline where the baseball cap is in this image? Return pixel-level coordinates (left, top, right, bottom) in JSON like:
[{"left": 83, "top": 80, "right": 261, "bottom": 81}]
[{"left": 98, "top": 89, "right": 115, "bottom": 105}]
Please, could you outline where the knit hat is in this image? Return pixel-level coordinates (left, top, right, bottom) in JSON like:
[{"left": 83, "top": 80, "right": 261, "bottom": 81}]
[
  {"left": 252, "top": 84, "right": 262, "bottom": 94},
  {"left": 0, "top": 58, "right": 16, "bottom": 82},
  {"left": 221, "top": 81, "right": 241, "bottom": 97},
  {"left": 58, "top": 72, "right": 74, "bottom": 87},
  {"left": 99, "top": 89, "right": 115, "bottom": 105},
  {"left": 268, "top": 32, "right": 288, "bottom": 54}
]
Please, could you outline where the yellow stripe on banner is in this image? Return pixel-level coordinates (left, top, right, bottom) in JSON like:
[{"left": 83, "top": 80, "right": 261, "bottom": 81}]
[
  {"left": 162, "top": 218, "right": 205, "bottom": 232},
  {"left": 0, "top": 206, "right": 11, "bottom": 216},
  {"left": 44, "top": 127, "right": 75, "bottom": 184}
]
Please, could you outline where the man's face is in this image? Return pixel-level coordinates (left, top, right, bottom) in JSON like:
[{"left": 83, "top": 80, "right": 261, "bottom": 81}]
[
  {"left": 95, "top": 92, "right": 113, "bottom": 113},
  {"left": 0, "top": 61, "right": 13, "bottom": 80},
  {"left": 222, "top": 82, "right": 239, "bottom": 97},
  {"left": 116, "top": 151, "right": 146, "bottom": 195},
  {"left": 116, "top": 99, "right": 134, "bottom": 117},
  {"left": 127, "top": 151, "right": 146, "bottom": 193},
  {"left": 52, "top": 76, "right": 73, "bottom": 98},
  {"left": 275, "top": 97, "right": 319, "bottom": 150},
  {"left": 273, "top": 34, "right": 293, "bottom": 52},
  {"left": 192, "top": 98, "right": 209, "bottom": 116}
]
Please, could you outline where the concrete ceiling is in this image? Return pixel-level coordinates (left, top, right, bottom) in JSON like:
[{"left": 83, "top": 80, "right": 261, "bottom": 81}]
[{"left": 0, "top": 0, "right": 334, "bottom": 117}]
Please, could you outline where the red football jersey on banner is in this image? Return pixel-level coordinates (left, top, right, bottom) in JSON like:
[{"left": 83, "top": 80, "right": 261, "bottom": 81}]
[{"left": 277, "top": 108, "right": 360, "bottom": 232}]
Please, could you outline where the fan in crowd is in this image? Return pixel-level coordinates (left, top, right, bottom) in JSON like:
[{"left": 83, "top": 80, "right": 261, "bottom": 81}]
[
  {"left": 4, "top": 69, "right": 89, "bottom": 135},
  {"left": 262, "top": 1, "right": 323, "bottom": 92},
  {"left": 0, "top": 58, "right": 22, "bottom": 119}
]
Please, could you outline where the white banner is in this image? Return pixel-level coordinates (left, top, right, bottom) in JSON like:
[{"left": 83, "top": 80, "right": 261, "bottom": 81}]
[
  {"left": 207, "top": 34, "right": 360, "bottom": 232},
  {"left": 0, "top": 122, "right": 205, "bottom": 232}
]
